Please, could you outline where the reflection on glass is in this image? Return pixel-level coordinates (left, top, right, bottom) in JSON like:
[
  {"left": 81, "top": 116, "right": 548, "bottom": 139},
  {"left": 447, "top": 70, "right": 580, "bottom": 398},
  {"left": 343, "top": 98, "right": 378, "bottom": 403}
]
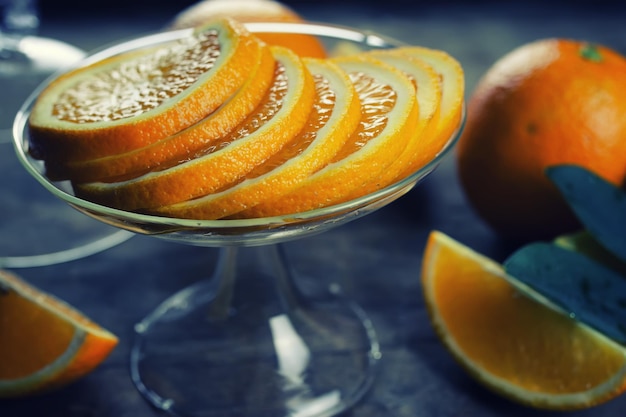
[
  {"left": 271, "top": 314, "right": 312, "bottom": 385},
  {"left": 270, "top": 314, "right": 342, "bottom": 417}
]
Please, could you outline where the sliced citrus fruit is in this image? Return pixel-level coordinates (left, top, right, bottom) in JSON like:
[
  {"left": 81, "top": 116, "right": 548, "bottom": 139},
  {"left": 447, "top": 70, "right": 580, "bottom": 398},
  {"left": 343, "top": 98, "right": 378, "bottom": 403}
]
[
  {"left": 29, "top": 18, "right": 264, "bottom": 163},
  {"left": 392, "top": 46, "right": 464, "bottom": 178},
  {"left": 75, "top": 45, "right": 316, "bottom": 211},
  {"left": 352, "top": 51, "right": 442, "bottom": 192},
  {"left": 152, "top": 58, "right": 360, "bottom": 219},
  {"left": 46, "top": 41, "right": 276, "bottom": 183},
  {"left": 0, "top": 269, "right": 118, "bottom": 397},
  {"left": 421, "top": 230, "right": 626, "bottom": 410},
  {"left": 240, "top": 54, "right": 419, "bottom": 218}
]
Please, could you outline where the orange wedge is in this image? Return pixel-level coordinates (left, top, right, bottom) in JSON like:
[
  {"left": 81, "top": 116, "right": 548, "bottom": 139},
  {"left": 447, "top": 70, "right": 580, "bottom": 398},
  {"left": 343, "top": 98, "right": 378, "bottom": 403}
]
[
  {"left": 152, "top": 58, "right": 361, "bottom": 219},
  {"left": 421, "top": 230, "right": 626, "bottom": 410},
  {"left": 46, "top": 41, "right": 277, "bottom": 183},
  {"left": 75, "top": 46, "right": 317, "bottom": 211},
  {"left": 240, "top": 54, "right": 419, "bottom": 218},
  {"left": 0, "top": 270, "right": 117, "bottom": 397},
  {"left": 29, "top": 18, "right": 264, "bottom": 163}
]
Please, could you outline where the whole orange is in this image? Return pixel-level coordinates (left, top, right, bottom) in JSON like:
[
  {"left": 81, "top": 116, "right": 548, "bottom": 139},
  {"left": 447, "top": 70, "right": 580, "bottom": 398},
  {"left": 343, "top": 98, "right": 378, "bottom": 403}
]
[
  {"left": 457, "top": 38, "right": 626, "bottom": 241},
  {"left": 168, "top": 0, "right": 326, "bottom": 58}
]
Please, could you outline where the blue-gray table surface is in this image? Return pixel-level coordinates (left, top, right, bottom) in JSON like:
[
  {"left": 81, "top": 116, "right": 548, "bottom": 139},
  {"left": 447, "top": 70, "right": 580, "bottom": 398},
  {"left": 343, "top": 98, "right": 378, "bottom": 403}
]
[{"left": 2, "top": 2, "right": 626, "bottom": 416}]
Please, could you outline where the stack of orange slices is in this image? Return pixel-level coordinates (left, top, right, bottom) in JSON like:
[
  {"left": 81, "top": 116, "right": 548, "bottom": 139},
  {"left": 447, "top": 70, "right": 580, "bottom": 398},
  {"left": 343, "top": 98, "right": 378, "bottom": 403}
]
[{"left": 28, "top": 18, "right": 464, "bottom": 219}]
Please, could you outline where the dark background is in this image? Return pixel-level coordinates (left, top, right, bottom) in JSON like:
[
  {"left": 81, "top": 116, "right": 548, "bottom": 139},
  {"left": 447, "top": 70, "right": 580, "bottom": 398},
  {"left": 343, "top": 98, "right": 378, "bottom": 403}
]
[
  {"left": 33, "top": 0, "right": 626, "bottom": 98},
  {"left": 38, "top": 0, "right": 626, "bottom": 20}
]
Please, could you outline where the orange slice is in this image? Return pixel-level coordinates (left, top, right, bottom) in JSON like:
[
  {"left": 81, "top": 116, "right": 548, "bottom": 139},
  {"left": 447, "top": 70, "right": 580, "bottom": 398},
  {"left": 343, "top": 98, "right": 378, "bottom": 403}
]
[
  {"left": 29, "top": 18, "right": 264, "bottom": 163},
  {"left": 152, "top": 58, "right": 361, "bottom": 219},
  {"left": 46, "top": 41, "right": 276, "bottom": 183},
  {"left": 0, "top": 270, "right": 118, "bottom": 397},
  {"left": 240, "top": 54, "right": 419, "bottom": 218},
  {"left": 421, "top": 230, "right": 626, "bottom": 410},
  {"left": 355, "top": 51, "right": 442, "bottom": 191},
  {"left": 75, "top": 46, "right": 316, "bottom": 211},
  {"left": 392, "top": 46, "right": 465, "bottom": 177}
]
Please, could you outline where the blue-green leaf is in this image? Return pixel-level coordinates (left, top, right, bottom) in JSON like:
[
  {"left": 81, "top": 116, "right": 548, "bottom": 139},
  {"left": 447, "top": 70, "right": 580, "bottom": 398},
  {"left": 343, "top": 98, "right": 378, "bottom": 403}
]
[
  {"left": 504, "top": 242, "right": 626, "bottom": 344},
  {"left": 546, "top": 164, "right": 626, "bottom": 263}
]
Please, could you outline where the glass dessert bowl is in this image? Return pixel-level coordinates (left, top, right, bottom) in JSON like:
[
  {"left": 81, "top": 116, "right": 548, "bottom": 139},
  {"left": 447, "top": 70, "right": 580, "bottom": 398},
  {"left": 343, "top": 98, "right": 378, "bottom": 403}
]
[{"left": 13, "top": 21, "right": 464, "bottom": 417}]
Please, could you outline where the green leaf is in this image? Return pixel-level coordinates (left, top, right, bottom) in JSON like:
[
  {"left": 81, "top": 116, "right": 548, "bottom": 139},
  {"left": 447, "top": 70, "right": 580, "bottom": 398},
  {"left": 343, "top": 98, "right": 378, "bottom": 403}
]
[
  {"left": 554, "top": 231, "right": 626, "bottom": 276},
  {"left": 546, "top": 164, "right": 626, "bottom": 263},
  {"left": 504, "top": 242, "right": 626, "bottom": 344}
]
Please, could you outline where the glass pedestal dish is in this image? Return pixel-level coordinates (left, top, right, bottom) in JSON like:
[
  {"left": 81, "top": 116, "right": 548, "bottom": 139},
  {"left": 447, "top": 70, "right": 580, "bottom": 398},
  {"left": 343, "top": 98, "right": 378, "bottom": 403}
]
[{"left": 13, "top": 22, "right": 463, "bottom": 417}]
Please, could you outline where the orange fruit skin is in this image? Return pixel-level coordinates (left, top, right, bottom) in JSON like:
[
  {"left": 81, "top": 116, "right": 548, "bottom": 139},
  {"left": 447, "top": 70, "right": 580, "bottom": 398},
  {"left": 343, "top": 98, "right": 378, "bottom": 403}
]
[
  {"left": 169, "top": 0, "right": 327, "bottom": 58},
  {"left": 457, "top": 38, "right": 626, "bottom": 241}
]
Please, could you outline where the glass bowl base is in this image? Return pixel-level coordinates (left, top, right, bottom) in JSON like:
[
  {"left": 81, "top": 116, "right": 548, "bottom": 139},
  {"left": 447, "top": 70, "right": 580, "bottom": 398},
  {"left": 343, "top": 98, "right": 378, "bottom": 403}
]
[{"left": 130, "top": 245, "right": 380, "bottom": 417}]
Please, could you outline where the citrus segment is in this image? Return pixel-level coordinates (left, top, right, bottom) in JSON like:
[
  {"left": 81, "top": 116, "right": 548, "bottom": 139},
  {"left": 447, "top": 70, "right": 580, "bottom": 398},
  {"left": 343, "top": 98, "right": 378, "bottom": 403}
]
[
  {"left": 0, "top": 270, "right": 118, "bottom": 397},
  {"left": 168, "top": 0, "right": 327, "bottom": 58},
  {"left": 29, "top": 18, "right": 264, "bottom": 163},
  {"left": 46, "top": 42, "right": 276, "bottom": 183},
  {"left": 392, "top": 46, "right": 464, "bottom": 177},
  {"left": 74, "top": 46, "right": 316, "bottom": 211},
  {"left": 421, "top": 231, "right": 626, "bottom": 410},
  {"left": 152, "top": 58, "right": 360, "bottom": 219},
  {"left": 240, "top": 54, "right": 419, "bottom": 218}
]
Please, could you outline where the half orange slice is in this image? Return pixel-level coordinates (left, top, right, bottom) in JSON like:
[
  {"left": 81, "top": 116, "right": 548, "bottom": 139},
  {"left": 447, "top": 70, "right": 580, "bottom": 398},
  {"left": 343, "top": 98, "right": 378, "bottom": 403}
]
[
  {"left": 75, "top": 46, "right": 317, "bottom": 211},
  {"left": 392, "top": 46, "right": 464, "bottom": 178},
  {"left": 29, "top": 18, "right": 264, "bottom": 163},
  {"left": 46, "top": 40, "right": 277, "bottom": 183},
  {"left": 152, "top": 58, "right": 361, "bottom": 219},
  {"left": 356, "top": 51, "right": 443, "bottom": 191},
  {"left": 241, "top": 54, "right": 419, "bottom": 218}
]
